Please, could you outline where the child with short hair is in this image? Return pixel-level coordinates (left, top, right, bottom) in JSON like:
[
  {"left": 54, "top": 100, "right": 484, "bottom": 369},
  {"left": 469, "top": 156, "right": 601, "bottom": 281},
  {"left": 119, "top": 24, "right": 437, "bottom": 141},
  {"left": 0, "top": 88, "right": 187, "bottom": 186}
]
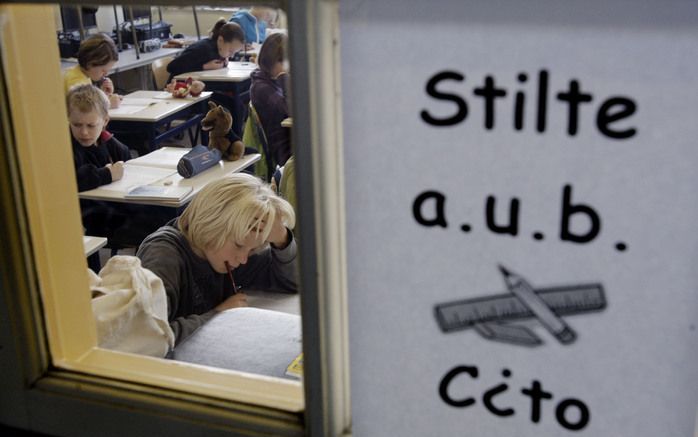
[
  {"left": 68, "top": 85, "right": 175, "bottom": 271},
  {"left": 63, "top": 33, "right": 122, "bottom": 108},
  {"left": 67, "top": 84, "right": 129, "bottom": 192},
  {"left": 67, "top": 84, "right": 130, "bottom": 271}
]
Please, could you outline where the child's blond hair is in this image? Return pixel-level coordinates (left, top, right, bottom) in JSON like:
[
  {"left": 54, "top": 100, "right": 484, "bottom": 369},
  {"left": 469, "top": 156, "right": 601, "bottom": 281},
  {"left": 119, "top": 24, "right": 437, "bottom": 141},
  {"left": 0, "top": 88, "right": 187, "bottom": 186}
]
[
  {"left": 66, "top": 84, "right": 110, "bottom": 118},
  {"left": 179, "top": 173, "right": 295, "bottom": 256}
]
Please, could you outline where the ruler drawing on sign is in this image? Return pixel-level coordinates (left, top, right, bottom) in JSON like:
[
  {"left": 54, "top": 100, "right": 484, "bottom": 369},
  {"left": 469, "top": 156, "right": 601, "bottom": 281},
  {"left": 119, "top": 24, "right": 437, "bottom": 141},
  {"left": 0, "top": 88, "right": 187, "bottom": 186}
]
[{"left": 434, "top": 265, "right": 606, "bottom": 347}]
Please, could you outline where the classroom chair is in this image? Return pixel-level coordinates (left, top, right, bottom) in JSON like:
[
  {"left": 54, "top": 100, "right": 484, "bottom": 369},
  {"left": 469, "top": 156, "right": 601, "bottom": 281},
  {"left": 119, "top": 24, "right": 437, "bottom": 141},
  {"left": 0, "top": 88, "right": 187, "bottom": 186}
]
[
  {"left": 243, "top": 102, "right": 275, "bottom": 182},
  {"left": 275, "top": 155, "right": 296, "bottom": 216},
  {"left": 147, "top": 55, "right": 203, "bottom": 150},
  {"left": 151, "top": 55, "right": 175, "bottom": 90}
]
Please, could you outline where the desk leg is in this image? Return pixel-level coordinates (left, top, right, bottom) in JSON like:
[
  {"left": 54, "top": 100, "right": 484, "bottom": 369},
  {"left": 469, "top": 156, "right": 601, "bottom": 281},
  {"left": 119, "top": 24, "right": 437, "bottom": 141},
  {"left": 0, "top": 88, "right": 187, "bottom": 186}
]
[
  {"left": 144, "top": 126, "right": 158, "bottom": 153},
  {"left": 87, "top": 252, "right": 101, "bottom": 272},
  {"left": 188, "top": 123, "right": 202, "bottom": 146},
  {"left": 205, "top": 80, "right": 250, "bottom": 137}
]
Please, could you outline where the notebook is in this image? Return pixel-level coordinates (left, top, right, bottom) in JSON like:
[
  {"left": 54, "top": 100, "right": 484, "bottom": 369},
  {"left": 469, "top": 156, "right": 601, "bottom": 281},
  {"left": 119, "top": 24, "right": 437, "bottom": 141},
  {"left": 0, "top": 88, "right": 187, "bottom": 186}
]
[{"left": 125, "top": 185, "right": 192, "bottom": 201}]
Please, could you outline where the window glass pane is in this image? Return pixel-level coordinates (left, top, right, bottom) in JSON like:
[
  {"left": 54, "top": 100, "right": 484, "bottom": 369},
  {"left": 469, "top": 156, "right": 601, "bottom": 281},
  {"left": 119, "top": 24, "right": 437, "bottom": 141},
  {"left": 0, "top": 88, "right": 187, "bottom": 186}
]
[{"left": 12, "top": 2, "right": 302, "bottom": 409}]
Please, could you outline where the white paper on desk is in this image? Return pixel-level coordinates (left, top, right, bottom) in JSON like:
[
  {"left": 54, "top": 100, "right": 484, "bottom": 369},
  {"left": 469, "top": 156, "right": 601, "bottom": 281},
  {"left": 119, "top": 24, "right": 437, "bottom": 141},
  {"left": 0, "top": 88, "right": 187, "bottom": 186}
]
[
  {"left": 152, "top": 92, "right": 202, "bottom": 100},
  {"left": 153, "top": 92, "right": 175, "bottom": 99},
  {"left": 125, "top": 185, "right": 192, "bottom": 200},
  {"left": 109, "top": 104, "right": 149, "bottom": 115},
  {"left": 127, "top": 147, "right": 189, "bottom": 170},
  {"left": 97, "top": 165, "right": 174, "bottom": 193},
  {"left": 121, "top": 98, "right": 156, "bottom": 106}
]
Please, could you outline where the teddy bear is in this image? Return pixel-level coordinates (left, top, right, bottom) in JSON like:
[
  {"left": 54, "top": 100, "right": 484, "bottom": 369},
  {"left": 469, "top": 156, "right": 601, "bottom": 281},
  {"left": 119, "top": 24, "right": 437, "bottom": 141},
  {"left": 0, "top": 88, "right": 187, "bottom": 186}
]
[
  {"left": 200, "top": 101, "right": 245, "bottom": 161},
  {"left": 165, "top": 77, "right": 206, "bottom": 98}
]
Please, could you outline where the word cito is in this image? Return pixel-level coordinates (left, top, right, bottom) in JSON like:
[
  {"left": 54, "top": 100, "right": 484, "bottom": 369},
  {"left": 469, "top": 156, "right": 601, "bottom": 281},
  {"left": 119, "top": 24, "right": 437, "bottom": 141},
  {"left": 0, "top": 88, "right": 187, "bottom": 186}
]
[
  {"left": 421, "top": 69, "right": 637, "bottom": 139},
  {"left": 439, "top": 365, "right": 590, "bottom": 431}
]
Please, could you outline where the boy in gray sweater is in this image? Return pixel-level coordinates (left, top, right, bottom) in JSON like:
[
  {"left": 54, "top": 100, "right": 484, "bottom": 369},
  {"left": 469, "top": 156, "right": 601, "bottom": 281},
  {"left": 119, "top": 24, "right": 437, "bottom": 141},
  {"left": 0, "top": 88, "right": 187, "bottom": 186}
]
[{"left": 137, "top": 174, "right": 297, "bottom": 345}]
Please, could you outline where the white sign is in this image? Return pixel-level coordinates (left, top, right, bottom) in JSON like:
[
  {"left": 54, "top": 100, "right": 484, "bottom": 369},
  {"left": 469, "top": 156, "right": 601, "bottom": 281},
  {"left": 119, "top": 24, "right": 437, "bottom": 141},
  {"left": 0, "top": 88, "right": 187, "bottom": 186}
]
[{"left": 340, "top": 1, "right": 698, "bottom": 436}]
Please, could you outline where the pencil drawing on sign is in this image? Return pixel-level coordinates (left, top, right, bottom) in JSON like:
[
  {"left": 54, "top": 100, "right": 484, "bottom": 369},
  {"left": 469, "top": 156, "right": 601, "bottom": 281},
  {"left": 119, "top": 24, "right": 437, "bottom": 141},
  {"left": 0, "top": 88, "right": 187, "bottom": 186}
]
[{"left": 434, "top": 265, "right": 607, "bottom": 347}]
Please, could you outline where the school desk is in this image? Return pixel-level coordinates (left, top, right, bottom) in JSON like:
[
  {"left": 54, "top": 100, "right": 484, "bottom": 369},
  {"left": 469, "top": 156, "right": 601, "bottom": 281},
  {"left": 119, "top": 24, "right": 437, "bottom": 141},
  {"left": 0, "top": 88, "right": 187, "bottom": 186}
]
[
  {"left": 61, "top": 47, "right": 183, "bottom": 73},
  {"left": 236, "top": 45, "right": 260, "bottom": 62},
  {"left": 172, "top": 61, "right": 257, "bottom": 83},
  {"left": 78, "top": 147, "right": 261, "bottom": 208},
  {"left": 61, "top": 47, "right": 184, "bottom": 90},
  {"left": 173, "top": 61, "right": 258, "bottom": 135},
  {"left": 108, "top": 90, "right": 212, "bottom": 153},
  {"left": 83, "top": 235, "right": 108, "bottom": 257},
  {"left": 171, "top": 307, "right": 302, "bottom": 380}
]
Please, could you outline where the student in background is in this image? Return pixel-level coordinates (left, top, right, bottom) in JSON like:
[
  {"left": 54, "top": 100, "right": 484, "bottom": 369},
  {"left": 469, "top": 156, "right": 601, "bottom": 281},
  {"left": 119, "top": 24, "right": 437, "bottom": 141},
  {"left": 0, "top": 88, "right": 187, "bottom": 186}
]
[
  {"left": 68, "top": 85, "right": 173, "bottom": 272},
  {"left": 166, "top": 19, "right": 244, "bottom": 81},
  {"left": 67, "top": 84, "right": 128, "bottom": 271},
  {"left": 67, "top": 84, "right": 128, "bottom": 193},
  {"left": 63, "top": 33, "right": 122, "bottom": 109},
  {"left": 229, "top": 6, "right": 276, "bottom": 46},
  {"left": 250, "top": 32, "right": 292, "bottom": 167},
  {"left": 136, "top": 174, "right": 298, "bottom": 345},
  {"left": 167, "top": 19, "right": 246, "bottom": 135}
]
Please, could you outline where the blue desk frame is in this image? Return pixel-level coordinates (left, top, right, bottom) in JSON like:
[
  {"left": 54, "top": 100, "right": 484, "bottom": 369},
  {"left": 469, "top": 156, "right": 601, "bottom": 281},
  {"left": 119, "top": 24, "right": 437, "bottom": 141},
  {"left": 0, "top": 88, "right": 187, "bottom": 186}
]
[{"left": 109, "top": 99, "right": 208, "bottom": 154}]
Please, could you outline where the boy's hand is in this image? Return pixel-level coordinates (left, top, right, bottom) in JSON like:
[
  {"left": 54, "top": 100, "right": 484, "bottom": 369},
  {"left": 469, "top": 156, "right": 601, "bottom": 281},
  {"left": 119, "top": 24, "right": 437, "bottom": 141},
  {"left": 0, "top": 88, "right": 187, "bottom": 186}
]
[
  {"left": 107, "top": 161, "right": 124, "bottom": 181},
  {"left": 267, "top": 214, "right": 290, "bottom": 249},
  {"left": 215, "top": 292, "right": 248, "bottom": 312}
]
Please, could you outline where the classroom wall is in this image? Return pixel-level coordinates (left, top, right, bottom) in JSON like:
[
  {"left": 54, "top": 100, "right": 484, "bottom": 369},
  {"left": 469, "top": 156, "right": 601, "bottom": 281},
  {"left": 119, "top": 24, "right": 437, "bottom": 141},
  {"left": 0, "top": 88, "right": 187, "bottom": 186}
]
[
  {"left": 56, "top": 5, "right": 285, "bottom": 40},
  {"left": 54, "top": 4, "right": 124, "bottom": 34},
  {"left": 161, "top": 7, "right": 236, "bottom": 38},
  {"left": 54, "top": 5, "right": 281, "bottom": 39}
]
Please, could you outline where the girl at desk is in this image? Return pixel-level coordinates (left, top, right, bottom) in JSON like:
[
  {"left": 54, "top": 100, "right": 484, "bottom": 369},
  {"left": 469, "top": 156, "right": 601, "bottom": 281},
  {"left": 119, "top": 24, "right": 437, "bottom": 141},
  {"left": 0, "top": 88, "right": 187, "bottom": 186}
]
[
  {"left": 250, "top": 32, "right": 292, "bottom": 167},
  {"left": 166, "top": 19, "right": 245, "bottom": 81},
  {"left": 63, "top": 33, "right": 122, "bottom": 109},
  {"left": 166, "top": 19, "right": 246, "bottom": 135},
  {"left": 136, "top": 174, "right": 298, "bottom": 346}
]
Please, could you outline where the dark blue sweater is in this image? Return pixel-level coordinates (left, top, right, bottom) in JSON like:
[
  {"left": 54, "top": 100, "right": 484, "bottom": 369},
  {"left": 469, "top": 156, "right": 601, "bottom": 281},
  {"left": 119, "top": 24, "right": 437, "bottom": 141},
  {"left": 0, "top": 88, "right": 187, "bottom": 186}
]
[
  {"left": 72, "top": 134, "right": 130, "bottom": 192},
  {"left": 166, "top": 38, "right": 220, "bottom": 82}
]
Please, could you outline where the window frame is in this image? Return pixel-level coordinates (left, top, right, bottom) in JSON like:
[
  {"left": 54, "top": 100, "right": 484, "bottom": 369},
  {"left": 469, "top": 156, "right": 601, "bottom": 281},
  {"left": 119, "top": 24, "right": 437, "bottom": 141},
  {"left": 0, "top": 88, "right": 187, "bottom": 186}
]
[{"left": 0, "top": 1, "right": 351, "bottom": 436}]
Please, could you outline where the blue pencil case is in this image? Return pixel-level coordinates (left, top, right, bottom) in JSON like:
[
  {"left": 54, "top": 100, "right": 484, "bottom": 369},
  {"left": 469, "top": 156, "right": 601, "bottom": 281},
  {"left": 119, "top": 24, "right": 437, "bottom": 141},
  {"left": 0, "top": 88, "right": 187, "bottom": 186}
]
[{"left": 177, "top": 145, "right": 222, "bottom": 178}]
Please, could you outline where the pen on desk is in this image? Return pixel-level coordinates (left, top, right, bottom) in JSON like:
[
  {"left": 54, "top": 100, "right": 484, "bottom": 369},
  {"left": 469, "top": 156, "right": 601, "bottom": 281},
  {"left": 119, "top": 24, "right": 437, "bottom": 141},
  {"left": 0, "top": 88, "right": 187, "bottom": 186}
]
[
  {"left": 498, "top": 265, "right": 576, "bottom": 344},
  {"left": 224, "top": 261, "right": 239, "bottom": 295}
]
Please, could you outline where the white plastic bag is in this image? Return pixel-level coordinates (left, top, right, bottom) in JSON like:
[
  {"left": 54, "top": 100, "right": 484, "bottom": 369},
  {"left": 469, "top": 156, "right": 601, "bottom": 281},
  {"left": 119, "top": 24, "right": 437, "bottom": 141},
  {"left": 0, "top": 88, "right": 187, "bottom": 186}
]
[{"left": 89, "top": 256, "right": 174, "bottom": 357}]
